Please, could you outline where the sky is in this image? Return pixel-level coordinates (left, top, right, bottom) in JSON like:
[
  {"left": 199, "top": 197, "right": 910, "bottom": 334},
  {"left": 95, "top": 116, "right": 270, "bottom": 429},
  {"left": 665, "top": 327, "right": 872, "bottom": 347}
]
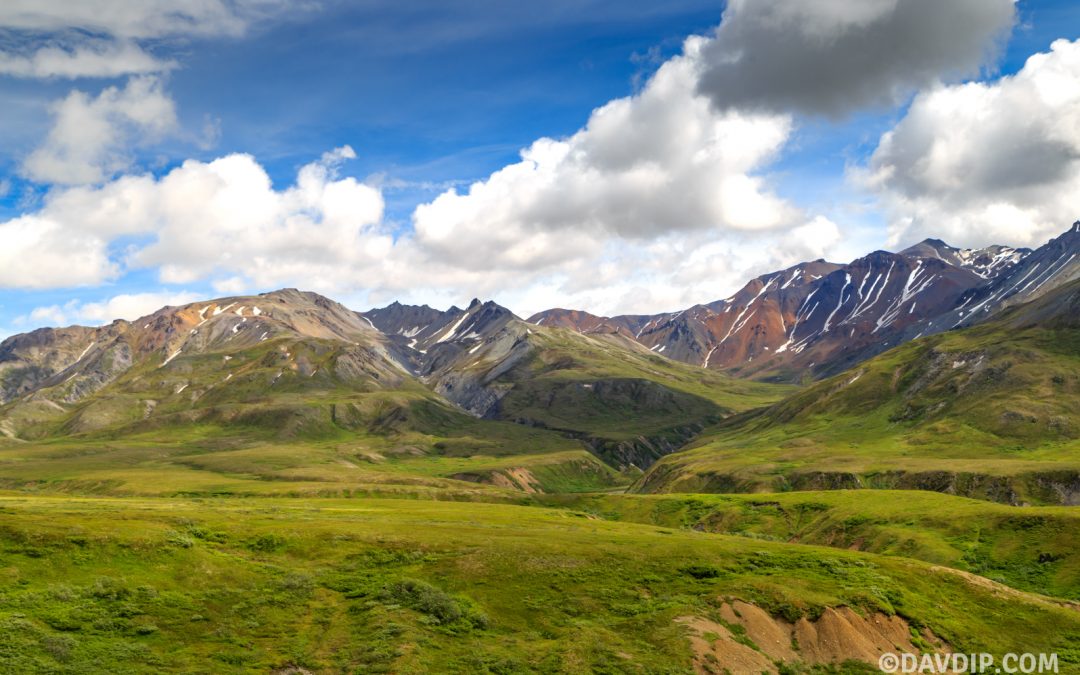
[{"left": 1, "top": 0, "right": 1079, "bottom": 337}]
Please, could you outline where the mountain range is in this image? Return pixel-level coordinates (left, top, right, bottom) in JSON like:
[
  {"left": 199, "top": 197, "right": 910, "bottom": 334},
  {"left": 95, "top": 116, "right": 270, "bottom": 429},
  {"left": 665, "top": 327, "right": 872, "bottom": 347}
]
[
  {"left": 531, "top": 223, "right": 1079, "bottom": 381},
  {"left": 1, "top": 223, "right": 1077, "bottom": 478}
]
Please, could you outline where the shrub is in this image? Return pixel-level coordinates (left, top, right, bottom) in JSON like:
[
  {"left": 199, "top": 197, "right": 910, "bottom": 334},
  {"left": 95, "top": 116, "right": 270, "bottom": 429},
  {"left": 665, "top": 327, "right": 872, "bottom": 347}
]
[
  {"left": 682, "top": 564, "right": 721, "bottom": 579},
  {"left": 248, "top": 533, "right": 286, "bottom": 552},
  {"left": 381, "top": 579, "right": 488, "bottom": 630}
]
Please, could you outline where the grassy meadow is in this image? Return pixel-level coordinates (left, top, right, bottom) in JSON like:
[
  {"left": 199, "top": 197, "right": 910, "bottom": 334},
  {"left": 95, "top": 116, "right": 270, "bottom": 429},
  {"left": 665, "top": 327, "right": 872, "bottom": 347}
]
[{"left": 2, "top": 494, "right": 1080, "bottom": 673}]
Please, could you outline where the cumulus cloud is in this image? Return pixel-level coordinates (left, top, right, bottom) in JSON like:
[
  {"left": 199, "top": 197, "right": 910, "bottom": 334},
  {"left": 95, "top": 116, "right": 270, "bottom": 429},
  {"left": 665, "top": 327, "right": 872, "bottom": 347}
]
[
  {"left": 1, "top": 2, "right": 303, "bottom": 188},
  {"left": 23, "top": 303, "right": 72, "bottom": 327},
  {"left": 413, "top": 36, "right": 799, "bottom": 268},
  {"left": 1, "top": 18, "right": 862, "bottom": 320},
  {"left": 0, "top": 138, "right": 850, "bottom": 320},
  {"left": 863, "top": 38, "right": 1080, "bottom": 248},
  {"left": 130, "top": 146, "right": 389, "bottom": 286},
  {"left": 392, "top": 32, "right": 870, "bottom": 315},
  {"left": 696, "top": 0, "right": 1015, "bottom": 116},
  {"left": 21, "top": 76, "right": 178, "bottom": 185},
  {"left": 0, "top": 147, "right": 391, "bottom": 295},
  {"left": 0, "top": 214, "right": 119, "bottom": 288}
]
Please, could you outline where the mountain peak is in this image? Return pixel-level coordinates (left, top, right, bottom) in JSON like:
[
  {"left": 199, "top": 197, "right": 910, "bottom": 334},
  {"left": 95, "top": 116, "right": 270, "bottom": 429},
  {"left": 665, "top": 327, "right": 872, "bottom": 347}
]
[{"left": 899, "top": 239, "right": 953, "bottom": 259}]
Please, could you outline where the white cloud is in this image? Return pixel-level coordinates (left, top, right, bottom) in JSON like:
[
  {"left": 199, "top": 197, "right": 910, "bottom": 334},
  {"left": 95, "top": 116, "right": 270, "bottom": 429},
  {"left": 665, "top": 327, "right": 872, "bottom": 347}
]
[
  {"left": 395, "top": 33, "right": 859, "bottom": 315},
  {"left": 0, "top": 136, "right": 849, "bottom": 319},
  {"left": 0, "top": 214, "right": 119, "bottom": 288},
  {"left": 0, "top": 41, "right": 171, "bottom": 79},
  {"left": 863, "top": 38, "right": 1080, "bottom": 249},
  {"left": 0, "top": 1, "right": 293, "bottom": 40},
  {"left": 21, "top": 76, "right": 178, "bottom": 185},
  {"left": 19, "top": 291, "right": 202, "bottom": 328},
  {"left": 412, "top": 36, "right": 800, "bottom": 277},
  {"left": 697, "top": 0, "right": 1015, "bottom": 116},
  {"left": 0, "top": 1, "right": 299, "bottom": 81},
  {"left": 129, "top": 145, "right": 389, "bottom": 287},
  {"left": 1, "top": 1, "right": 304, "bottom": 192},
  {"left": 0, "top": 24, "right": 862, "bottom": 319},
  {"left": 25, "top": 303, "right": 72, "bottom": 326},
  {"left": 212, "top": 276, "right": 248, "bottom": 295},
  {"left": 77, "top": 291, "right": 203, "bottom": 323},
  {"left": 0, "top": 147, "right": 391, "bottom": 295}
]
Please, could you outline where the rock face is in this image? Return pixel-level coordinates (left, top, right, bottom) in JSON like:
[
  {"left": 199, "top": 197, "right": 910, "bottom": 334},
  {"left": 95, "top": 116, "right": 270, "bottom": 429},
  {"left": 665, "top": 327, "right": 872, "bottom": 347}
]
[
  {"left": 530, "top": 223, "right": 1080, "bottom": 381},
  {"left": 361, "top": 298, "right": 526, "bottom": 415}
]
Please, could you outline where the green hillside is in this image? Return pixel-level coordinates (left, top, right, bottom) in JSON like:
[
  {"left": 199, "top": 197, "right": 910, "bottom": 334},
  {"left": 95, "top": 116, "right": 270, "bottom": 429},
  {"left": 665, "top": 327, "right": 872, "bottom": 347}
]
[
  {"left": 481, "top": 326, "right": 794, "bottom": 467},
  {"left": 543, "top": 490, "right": 1080, "bottom": 601},
  {"left": 636, "top": 280, "right": 1080, "bottom": 503}
]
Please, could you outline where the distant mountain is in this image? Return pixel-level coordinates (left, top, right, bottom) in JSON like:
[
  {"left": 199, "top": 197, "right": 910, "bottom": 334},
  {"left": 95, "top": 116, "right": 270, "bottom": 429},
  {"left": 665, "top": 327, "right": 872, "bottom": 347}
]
[
  {"left": 3, "top": 223, "right": 1076, "bottom": 468},
  {"left": 0, "top": 289, "right": 412, "bottom": 440},
  {"left": 0, "top": 288, "right": 404, "bottom": 407},
  {"left": 898, "top": 238, "right": 1029, "bottom": 280},
  {"left": 530, "top": 223, "right": 1080, "bottom": 381},
  {"left": 360, "top": 298, "right": 787, "bottom": 468},
  {"left": 941, "top": 223, "right": 1080, "bottom": 329},
  {"left": 0, "top": 289, "right": 788, "bottom": 473}
]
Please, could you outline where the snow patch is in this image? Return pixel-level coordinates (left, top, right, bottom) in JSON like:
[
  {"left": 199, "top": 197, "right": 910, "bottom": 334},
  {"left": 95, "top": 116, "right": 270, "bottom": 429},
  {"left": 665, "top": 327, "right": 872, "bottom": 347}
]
[
  {"left": 702, "top": 345, "right": 719, "bottom": 368},
  {"left": 435, "top": 313, "right": 470, "bottom": 344},
  {"left": 821, "top": 273, "right": 852, "bottom": 333},
  {"left": 75, "top": 341, "right": 96, "bottom": 362}
]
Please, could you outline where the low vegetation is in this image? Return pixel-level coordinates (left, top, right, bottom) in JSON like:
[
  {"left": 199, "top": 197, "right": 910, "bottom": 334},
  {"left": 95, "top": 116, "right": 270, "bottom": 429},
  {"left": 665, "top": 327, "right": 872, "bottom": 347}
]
[
  {"left": 1, "top": 495, "right": 1078, "bottom": 673},
  {"left": 542, "top": 490, "right": 1080, "bottom": 601}
]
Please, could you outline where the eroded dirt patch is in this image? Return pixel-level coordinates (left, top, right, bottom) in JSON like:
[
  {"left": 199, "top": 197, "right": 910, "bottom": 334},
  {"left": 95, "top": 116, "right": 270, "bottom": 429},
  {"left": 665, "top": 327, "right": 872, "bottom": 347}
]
[{"left": 679, "top": 600, "right": 948, "bottom": 674}]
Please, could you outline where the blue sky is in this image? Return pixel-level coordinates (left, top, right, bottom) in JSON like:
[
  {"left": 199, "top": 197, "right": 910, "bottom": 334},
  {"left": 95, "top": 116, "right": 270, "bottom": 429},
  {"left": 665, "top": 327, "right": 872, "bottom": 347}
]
[{"left": 1, "top": 0, "right": 1080, "bottom": 337}]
